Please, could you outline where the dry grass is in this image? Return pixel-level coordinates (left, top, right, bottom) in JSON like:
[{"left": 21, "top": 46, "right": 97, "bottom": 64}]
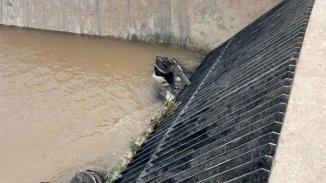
[
  {"left": 150, "top": 100, "right": 180, "bottom": 129},
  {"left": 105, "top": 100, "right": 180, "bottom": 183}
]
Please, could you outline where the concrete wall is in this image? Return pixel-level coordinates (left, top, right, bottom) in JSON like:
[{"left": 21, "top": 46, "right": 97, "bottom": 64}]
[
  {"left": 269, "top": 0, "right": 326, "bottom": 182},
  {"left": 0, "top": 0, "right": 281, "bottom": 51}
]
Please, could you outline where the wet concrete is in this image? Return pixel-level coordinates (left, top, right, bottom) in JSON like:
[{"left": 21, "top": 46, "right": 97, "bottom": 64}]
[{"left": 0, "top": 26, "right": 202, "bottom": 183}]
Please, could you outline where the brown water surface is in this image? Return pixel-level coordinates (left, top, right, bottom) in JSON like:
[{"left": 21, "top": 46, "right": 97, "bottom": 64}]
[{"left": 0, "top": 27, "right": 202, "bottom": 183}]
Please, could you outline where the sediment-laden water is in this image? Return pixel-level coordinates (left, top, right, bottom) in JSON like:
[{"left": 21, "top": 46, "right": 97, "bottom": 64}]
[{"left": 0, "top": 27, "right": 202, "bottom": 183}]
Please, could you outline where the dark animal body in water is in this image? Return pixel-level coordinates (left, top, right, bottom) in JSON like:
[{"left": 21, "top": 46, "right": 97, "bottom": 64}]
[
  {"left": 154, "top": 66, "right": 174, "bottom": 85},
  {"left": 152, "top": 55, "right": 191, "bottom": 101},
  {"left": 70, "top": 170, "right": 104, "bottom": 183},
  {"left": 69, "top": 56, "right": 195, "bottom": 183}
]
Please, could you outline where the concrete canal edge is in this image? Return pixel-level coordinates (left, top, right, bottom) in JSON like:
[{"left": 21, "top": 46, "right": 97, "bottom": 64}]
[
  {"left": 1, "top": 0, "right": 326, "bottom": 182},
  {"left": 0, "top": 0, "right": 281, "bottom": 52},
  {"left": 269, "top": 0, "right": 326, "bottom": 182}
]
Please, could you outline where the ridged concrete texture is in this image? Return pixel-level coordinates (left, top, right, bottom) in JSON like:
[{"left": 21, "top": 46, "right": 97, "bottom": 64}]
[
  {"left": 0, "top": 0, "right": 281, "bottom": 51},
  {"left": 269, "top": 0, "right": 326, "bottom": 182},
  {"left": 117, "top": 0, "right": 315, "bottom": 182}
]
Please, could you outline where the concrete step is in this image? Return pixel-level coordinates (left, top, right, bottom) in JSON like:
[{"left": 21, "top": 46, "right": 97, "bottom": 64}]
[
  {"left": 116, "top": 0, "right": 315, "bottom": 182},
  {"left": 145, "top": 144, "right": 275, "bottom": 183}
]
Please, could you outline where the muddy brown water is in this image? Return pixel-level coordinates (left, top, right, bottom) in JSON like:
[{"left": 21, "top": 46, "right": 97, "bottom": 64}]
[{"left": 0, "top": 27, "right": 203, "bottom": 183}]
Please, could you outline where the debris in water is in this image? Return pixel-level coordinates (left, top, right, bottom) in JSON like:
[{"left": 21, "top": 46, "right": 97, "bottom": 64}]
[{"left": 105, "top": 100, "right": 180, "bottom": 182}]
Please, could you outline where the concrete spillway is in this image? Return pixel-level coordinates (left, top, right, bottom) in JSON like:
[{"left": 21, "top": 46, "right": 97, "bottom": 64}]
[{"left": 117, "top": 0, "right": 315, "bottom": 182}]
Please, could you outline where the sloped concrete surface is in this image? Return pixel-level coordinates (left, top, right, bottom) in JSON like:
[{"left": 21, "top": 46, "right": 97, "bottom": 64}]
[
  {"left": 269, "top": 0, "right": 326, "bottom": 182},
  {"left": 116, "top": 0, "right": 315, "bottom": 182}
]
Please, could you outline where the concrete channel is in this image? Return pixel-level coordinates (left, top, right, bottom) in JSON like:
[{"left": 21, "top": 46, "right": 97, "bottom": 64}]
[{"left": 1, "top": 0, "right": 325, "bottom": 182}]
